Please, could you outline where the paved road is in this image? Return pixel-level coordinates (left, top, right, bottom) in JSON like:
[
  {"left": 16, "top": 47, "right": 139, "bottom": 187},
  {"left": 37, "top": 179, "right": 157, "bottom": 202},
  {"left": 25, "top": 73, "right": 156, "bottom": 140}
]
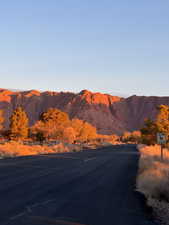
[{"left": 0, "top": 145, "right": 155, "bottom": 225}]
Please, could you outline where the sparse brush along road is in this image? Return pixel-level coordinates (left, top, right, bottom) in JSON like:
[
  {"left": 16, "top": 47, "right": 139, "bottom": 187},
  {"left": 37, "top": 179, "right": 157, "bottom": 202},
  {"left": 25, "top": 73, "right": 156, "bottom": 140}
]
[{"left": 0, "top": 145, "right": 156, "bottom": 225}]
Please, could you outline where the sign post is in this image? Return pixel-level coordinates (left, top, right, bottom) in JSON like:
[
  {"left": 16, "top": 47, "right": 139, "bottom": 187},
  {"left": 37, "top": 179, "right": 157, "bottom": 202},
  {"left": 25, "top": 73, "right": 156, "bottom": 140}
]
[{"left": 157, "top": 133, "right": 167, "bottom": 161}]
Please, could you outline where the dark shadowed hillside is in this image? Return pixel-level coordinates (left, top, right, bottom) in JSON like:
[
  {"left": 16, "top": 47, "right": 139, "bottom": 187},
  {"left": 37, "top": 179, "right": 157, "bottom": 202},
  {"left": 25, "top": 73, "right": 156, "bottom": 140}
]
[{"left": 0, "top": 88, "right": 169, "bottom": 134}]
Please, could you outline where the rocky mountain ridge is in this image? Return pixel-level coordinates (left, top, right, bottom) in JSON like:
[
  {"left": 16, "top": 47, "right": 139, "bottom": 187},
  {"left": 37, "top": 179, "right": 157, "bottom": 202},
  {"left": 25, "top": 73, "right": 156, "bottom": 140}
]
[{"left": 0, "top": 88, "right": 169, "bottom": 134}]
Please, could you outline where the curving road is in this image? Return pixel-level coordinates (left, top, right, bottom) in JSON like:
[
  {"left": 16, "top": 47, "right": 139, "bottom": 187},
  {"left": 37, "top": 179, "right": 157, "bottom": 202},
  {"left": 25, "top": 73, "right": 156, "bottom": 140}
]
[{"left": 0, "top": 145, "right": 156, "bottom": 225}]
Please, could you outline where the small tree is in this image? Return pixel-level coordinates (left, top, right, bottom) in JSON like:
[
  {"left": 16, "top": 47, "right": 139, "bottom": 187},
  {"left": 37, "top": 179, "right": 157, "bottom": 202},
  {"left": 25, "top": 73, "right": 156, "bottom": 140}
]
[
  {"left": 140, "top": 105, "right": 169, "bottom": 145},
  {"left": 31, "top": 108, "right": 70, "bottom": 141},
  {"left": 31, "top": 109, "right": 98, "bottom": 143},
  {"left": 156, "top": 105, "right": 169, "bottom": 139},
  {"left": 141, "top": 119, "right": 158, "bottom": 145},
  {"left": 40, "top": 108, "right": 70, "bottom": 126},
  {"left": 9, "top": 107, "right": 29, "bottom": 140}
]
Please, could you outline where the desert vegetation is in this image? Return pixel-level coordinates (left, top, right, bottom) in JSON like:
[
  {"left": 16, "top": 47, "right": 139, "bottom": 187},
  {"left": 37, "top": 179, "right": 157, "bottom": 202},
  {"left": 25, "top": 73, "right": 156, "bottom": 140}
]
[
  {"left": 0, "top": 107, "right": 98, "bottom": 142},
  {"left": 31, "top": 109, "right": 97, "bottom": 143},
  {"left": 0, "top": 107, "right": 121, "bottom": 158},
  {"left": 121, "top": 130, "right": 141, "bottom": 143},
  {"left": 137, "top": 105, "right": 169, "bottom": 224},
  {"left": 0, "top": 141, "right": 83, "bottom": 158},
  {"left": 137, "top": 144, "right": 169, "bottom": 225},
  {"left": 141, "top": 105, "right": 169, "bottom": 146}
]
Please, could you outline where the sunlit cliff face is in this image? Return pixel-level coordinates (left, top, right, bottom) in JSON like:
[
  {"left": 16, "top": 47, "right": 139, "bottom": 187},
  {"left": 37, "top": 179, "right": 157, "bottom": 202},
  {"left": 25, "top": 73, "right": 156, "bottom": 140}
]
[
  {"left": 0, "top": 88, "right": 121, "bottom": 105},
  {"left": 0, "top": 89, "right": 14, "bottom": 103},
  {"left": 79, "top": 90, "right": 122, "bottom": 105},
  {"left": 0, "top": 88, "right": 169, "bottom": 135},
  {"left": 0, "top": 89, "right": 41, "bottom": 102}
]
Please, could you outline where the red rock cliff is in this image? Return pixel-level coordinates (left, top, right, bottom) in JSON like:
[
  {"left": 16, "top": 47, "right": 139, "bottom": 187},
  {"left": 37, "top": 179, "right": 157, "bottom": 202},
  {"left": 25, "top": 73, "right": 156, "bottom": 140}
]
[{"left": 0, "top": 89, "right": 169, "bottom": 134}]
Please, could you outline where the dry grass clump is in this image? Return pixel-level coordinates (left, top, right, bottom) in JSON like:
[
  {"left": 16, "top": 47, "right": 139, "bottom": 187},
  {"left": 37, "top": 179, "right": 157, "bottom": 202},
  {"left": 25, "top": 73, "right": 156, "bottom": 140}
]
[
  {"left": 137, "top": 163, "right": 169, "bottom": 200},
  {"left": 0, "top": 139, "right": 108, "bottom": 159},
  {"left": 138, "top": 144, "right": 169, "bottom": 160},
  {"left": 0, "top": 141, "right": 82, "bottom": 158},
  {"left": 137, "top": 144, "right": 169, "bottom": 224},
  {"left": 148, "top": 198, "right": 169, "bottom": 225}
]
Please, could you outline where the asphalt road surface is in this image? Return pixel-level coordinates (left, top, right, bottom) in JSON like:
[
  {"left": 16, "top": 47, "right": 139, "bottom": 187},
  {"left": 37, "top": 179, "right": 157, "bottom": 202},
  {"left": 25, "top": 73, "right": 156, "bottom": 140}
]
[{"left": 0, "top": 145, "right": 156, "bottom": 225}]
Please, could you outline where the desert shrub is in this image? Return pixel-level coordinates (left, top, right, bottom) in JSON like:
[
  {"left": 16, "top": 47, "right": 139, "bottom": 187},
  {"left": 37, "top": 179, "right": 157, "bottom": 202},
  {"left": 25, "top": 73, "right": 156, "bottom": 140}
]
[
  {"left": 79, "top": 122, "right": 97, "bottom": 141},
  {"left": 70, "top": 119, "right": 97, "bottom": 142},
  {"left": 31, "top": 109, "right": 98, "bottom": 143},
  {"left": 0, "top": 141, "right": 36, "bottom": 157},
  {"left": 62, "top": 127, "right": 76, "bottom": 143},
  {"left": 137, "top": 161, "right": 169, "bottom": 200},
  {"left": 97, "top": 134, "right": 119, "bottom": 144},
  {"left": 40, "top": 108, "right": 69, "bottom": 125},
  {"left": 30, "top": 108, "right": 70, "bottom": 141},
  {"left": 1, "top": 107, "right": 116, "bottom": 146},
  {"left": 148, "top": 198, "right": 169, "bottom": 225},
  {"left": 131, "top": 130, "right": 142, "bottom": 142},
  {"left": 138, "top": 144, "right": 169, "bottom": 160},
  {"left": 122, "top": 130, "right": 141, "bottom": 143}
]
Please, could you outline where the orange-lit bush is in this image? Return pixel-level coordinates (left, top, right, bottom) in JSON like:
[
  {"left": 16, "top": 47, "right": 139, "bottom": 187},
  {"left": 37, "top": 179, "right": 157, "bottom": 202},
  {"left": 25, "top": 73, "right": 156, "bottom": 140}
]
[
  {"left": 31, "top": 109, "right": 98, "bottom": 143},
  {"left": 122, "top": 130, "right": 141, "bottom": 143},
  {"left": 62, "top": 127, "right": 76, "bottom": 143},
  {"left": 97, "top": 134, "right": 119, "bottom": 145}
]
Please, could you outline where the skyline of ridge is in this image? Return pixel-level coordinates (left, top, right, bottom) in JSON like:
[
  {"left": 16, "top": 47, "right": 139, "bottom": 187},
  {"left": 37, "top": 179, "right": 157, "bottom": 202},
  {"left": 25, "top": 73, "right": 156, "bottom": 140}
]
[{"left": 1, "top": 87, "right": 169, "bottom": 98}]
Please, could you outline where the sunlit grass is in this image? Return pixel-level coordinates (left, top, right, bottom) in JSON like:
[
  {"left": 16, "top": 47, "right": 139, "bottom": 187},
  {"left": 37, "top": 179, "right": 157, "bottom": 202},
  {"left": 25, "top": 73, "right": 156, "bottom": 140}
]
[
  {"left": 0, "top": 141, "right": 82, "bottom": 158},
  {"left": 137, "top": 144, "right": 169, "bottom": 224}
]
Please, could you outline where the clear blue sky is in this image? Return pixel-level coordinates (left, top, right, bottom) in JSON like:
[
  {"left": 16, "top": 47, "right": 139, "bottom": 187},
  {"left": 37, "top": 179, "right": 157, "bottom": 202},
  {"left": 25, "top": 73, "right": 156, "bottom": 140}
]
[{"left": 0, "top": 0, "right": 168, "bottom": 96}]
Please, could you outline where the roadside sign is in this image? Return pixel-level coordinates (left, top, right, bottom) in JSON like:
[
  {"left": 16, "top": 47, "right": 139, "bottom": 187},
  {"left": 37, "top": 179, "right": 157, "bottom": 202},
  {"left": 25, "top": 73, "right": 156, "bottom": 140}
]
[
  {"left": 157, "top": 133, "right": 167, "bottom": 161},
  {"left": 157, "top": 133, "right": 167, "bottom": 145}
]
